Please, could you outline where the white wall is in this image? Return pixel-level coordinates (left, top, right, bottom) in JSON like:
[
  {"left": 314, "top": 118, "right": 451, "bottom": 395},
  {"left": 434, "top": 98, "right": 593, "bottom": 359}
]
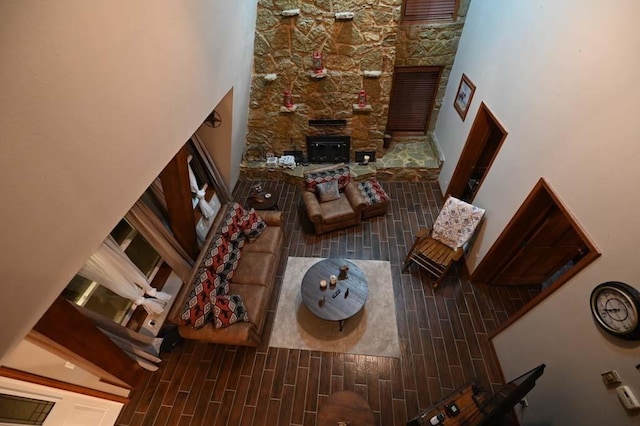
[
  {"left": 3, "top": 341, "right": 130, "bottom": 398},
  {"left": 436, "top": 0, "right": 640, "bottom": 424},
  {"left": 0, "top": 0, "right": 257, "bottom": 362},
  {"left": 0, "top": 375, "right": 124, "bottom": 425},
  {"left": 196, "top": 88, "right": 234, "bottom": 189}
]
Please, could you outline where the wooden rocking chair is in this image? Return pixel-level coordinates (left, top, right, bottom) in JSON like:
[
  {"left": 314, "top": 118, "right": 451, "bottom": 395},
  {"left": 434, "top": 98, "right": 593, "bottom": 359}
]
[{"left": 403, "top": 196, "right": 485, "bottom": 288}]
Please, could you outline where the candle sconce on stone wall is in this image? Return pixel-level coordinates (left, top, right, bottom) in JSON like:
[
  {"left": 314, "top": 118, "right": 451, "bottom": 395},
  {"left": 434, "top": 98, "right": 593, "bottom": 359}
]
[
  {"left": 352, "top": 104, "right": 372, "bottom": 113},
  {"left": 334, "top": 12, "right": 354, "bottom": 20},
  {"left": 309, "top": 52, "right": 327, "bottom": 79},
  {"left": 281, "top": 8, "right": 300, "bottom": 17},
  {"left": 353, "top": 89, "right": 372, "bottom": 113},
  {"left": 363, "top": 70, "right": 382, "bottom": 78}
]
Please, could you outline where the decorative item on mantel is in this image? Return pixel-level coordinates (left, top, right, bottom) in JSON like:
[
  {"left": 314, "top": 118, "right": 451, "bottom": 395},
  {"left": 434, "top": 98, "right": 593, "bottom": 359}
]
[
  {"left": 353, "top": 89, "right": 372, "bottom": 113},
  {"left": 357, "top": 89, "right": 367, "bottom": 108},
  {"left": 280, "top": 90, "right": 297, "bottom": 112},
  {"left": 266, "top": 156, "right": 278, "bottom": 171},
  {"left": 278, "top": 155, "right": 296, "bottom": 169},
  {"left": 283, "top": 90, "right": 293, "bottom": 108},
  {"left": 310, "top": 52, "right": 327, "bottom": 78},
  {"left": 263, "top": 73, "right": 277, "bottom": 82},
  {"left": 312, "top": 52, "right": 324, "bottom": 73}
]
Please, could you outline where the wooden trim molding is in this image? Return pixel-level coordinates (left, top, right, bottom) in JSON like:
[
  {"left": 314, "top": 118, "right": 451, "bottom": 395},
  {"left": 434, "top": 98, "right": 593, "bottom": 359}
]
[
  {"left": 445, "top": 102, "right": 508, "bottom": 201},
  {"left": 488, "top": 248, "right": 600, "bottom": 340},
  {"left": 0, "top": 366, "right": 129, "bottom": 404},
  {"left": 29, "top": 297, "right": 145, "bottom": 390},
  {"left": 477, "top": 178, "right": 601, "bottom": 339},
  {"left": 159, "top": 145, "right": 199, "bottom": 258},
  {"left": 191, "top": 135, "right": 233, "bottom": 203}
]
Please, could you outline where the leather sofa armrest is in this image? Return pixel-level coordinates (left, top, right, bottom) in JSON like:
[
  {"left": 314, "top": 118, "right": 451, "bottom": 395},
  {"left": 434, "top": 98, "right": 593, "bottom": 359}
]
[
  {"left": 344, "top": 181, "right": 367, "bottom": 210},
  {"left": 257, "top": 210, "right": 283, "bottom": 227},
  {"left": 302, "top": 190, "right": 323, "bottom": 223}
]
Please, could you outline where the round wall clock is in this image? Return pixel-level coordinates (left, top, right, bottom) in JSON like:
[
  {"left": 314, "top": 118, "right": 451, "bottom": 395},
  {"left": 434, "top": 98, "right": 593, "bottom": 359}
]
[{"left": 590, "top": 281, "right": 640, "bottom": 340}]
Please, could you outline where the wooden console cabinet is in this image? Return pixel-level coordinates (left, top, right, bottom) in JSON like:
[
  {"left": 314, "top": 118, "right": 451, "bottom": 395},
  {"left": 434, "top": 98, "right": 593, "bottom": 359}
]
[{"left": 407, "top": 381, "right": 491, "bottom": 425}]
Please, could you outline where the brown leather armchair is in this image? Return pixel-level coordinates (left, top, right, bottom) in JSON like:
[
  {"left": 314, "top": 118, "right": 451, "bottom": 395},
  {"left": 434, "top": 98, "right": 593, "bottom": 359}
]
[{"left": 301, "top": 164, "right": 366, "bottom": 235}]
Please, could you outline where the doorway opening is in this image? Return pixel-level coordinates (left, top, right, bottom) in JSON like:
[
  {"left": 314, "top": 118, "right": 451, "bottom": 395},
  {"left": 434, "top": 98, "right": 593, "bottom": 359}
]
[
  {"left": 446, "top": 102, "right": 507, "bottom": 202},
  {"left": 471, "top": 178, "right": 601, "bottom": 335}
]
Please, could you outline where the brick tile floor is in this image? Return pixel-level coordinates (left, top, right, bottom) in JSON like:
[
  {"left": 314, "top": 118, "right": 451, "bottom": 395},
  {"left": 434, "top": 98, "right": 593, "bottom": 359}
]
[{"left": 116, "top": 180, "right": 540, "bottom": 426}]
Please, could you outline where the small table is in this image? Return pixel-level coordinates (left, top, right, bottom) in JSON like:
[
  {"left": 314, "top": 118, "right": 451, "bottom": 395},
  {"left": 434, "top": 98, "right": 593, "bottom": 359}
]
[
  {"left": 317, "top": 391, "right": 375, "bottom": 426},
  {"left": 406, "top": 381, "right": 490, "bottom": 426},
  {"left": 300, "top": 258, "right": 368, "bottom": 332},
  {"left": 246, "top": 184, "right": 281, "bottom": 210}
]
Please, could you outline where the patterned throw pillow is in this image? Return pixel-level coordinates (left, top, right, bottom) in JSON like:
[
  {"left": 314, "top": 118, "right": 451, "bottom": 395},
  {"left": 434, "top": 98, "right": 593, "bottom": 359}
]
[
  {"left": 304, "top": 164, "right": 351, "bottom": 193},
  {"left": 203, "top": 234, "right": 231, "bottom": 275},
  {"left": 217, "top": 239, "right": 243, "bottom": 282},
  {"left": 212, "top": 294, "right": 249, "bottom": 329},
  {"left": 431, "top": 196, "right": 486, "bottom": 250},
  {"left": 317, "top": 180, "right": 340, "bottom": 202},
  {"left": 180, "top": 278, "right": 212, "bottom": 329},
  {"left": 241, "top": 208, "right": 267, "bottom": 240},
  {"left": 358, "top": 179, "right": 390, "bottom": 205},
  {"left": 220, "top": 202, "right": 245, "bottom": 242},
  {"left": 205, "top": 267, "right": 228, "bottom": 297}
]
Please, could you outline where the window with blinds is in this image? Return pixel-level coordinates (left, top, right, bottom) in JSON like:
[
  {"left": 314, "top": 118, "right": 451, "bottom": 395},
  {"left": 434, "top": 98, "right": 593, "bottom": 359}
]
[
  {"left": 403, "top": 0, "right": 458, "bottom": 23},
  {"left": 387, "top": 67, "right": 442, "bottom": 133}
]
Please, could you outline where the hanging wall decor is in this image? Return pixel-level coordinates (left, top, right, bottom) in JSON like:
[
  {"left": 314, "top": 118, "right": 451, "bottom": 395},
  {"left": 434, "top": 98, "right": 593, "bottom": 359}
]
[{"left": 454, "top": 73, "right": 476, "bottom": 120}]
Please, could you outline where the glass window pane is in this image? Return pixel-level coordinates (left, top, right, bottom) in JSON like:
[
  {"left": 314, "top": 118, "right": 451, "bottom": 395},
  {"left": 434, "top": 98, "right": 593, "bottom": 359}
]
[
  {"left": 63, "top": 274, "right": 132, "bottom": 324},
  {"left": 0, "top": 393, "right": 55, "bottom": 425},
  {"left": 83, "top": 285, "right": 132, "bottom": 324},
  {"left": 62, "top": 210, "right": 163, "bottom": 325},
  {"left": 125, "top": 233, "right": 161, "bottom": 277},
  {"left": 62, "top": 275, "right": 94, "bottom": 305},
  {"left": 110, "top": 219, "right": 134, "bottom": 245}
]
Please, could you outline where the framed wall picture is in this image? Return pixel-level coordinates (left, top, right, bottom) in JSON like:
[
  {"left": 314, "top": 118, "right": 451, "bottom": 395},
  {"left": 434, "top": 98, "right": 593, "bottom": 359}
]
[{"left": 454, "top": 73, "right": 476, "bottom": 120}]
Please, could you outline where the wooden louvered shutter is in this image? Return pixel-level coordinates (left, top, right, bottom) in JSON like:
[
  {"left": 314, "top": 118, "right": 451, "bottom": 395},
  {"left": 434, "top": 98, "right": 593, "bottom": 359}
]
[
  {"left": 403, "top": 0, "right": 458, "bottom": 23},
  {"left": 387, "top": 67, "right": 441, "bottom": 133}
]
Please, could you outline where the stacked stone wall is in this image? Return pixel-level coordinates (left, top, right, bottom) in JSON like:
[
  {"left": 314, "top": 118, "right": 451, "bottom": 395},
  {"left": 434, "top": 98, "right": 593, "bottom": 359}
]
[
  {"left": 395, "top": 0, "right": 470, "bottom": 135},
  {"left": 245, "top": 0, "right": 469, "bottom": 162}
]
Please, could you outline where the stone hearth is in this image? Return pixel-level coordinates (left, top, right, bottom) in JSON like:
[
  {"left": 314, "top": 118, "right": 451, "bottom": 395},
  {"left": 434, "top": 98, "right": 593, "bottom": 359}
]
[{"left": 240, "top": 140, "right": 441, "bottom": 183}]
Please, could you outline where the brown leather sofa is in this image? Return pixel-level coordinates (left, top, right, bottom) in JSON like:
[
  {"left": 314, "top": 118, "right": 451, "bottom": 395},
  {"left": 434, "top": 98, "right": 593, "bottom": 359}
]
[
  {"left": 302, "top": 164, "right": 367, "bottom": 235},
  {"left": 167, "top": 203, "right": 283, "bottom": 346}
]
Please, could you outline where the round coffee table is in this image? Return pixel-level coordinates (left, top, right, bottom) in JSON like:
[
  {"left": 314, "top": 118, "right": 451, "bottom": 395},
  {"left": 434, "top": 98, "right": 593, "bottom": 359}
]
[{"left": 301, "top": 258, "right": 368, "bottom": 332}]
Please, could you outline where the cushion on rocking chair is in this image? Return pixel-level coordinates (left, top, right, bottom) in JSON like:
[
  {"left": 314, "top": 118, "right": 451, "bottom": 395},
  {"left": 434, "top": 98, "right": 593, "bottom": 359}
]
[{"left": 431, "top": 197, "right": 485, "bottom": 250}]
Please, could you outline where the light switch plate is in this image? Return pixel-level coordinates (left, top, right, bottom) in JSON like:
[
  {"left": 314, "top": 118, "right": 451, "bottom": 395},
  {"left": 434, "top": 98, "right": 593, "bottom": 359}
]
[{"left": 617, "top": 385, "right": 640, "bottom": 410}]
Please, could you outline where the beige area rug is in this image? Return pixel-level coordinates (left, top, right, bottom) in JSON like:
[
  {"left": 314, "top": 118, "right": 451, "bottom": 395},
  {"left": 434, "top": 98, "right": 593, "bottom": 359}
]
[{"left": 269, "top": 257, "right": 400, "bottom": 358}]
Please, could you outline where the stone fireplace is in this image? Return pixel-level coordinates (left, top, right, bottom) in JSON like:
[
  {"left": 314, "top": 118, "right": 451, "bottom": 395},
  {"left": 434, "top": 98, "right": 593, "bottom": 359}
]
[
  {"left": 242, "top": 0, "right": 469, "bottom": 172},
  {"left": 243, "top": 1, "right": 402, "bottom": 163},
  {"left": 306, "top": 135, "right": 350, "bottom": 164}
]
